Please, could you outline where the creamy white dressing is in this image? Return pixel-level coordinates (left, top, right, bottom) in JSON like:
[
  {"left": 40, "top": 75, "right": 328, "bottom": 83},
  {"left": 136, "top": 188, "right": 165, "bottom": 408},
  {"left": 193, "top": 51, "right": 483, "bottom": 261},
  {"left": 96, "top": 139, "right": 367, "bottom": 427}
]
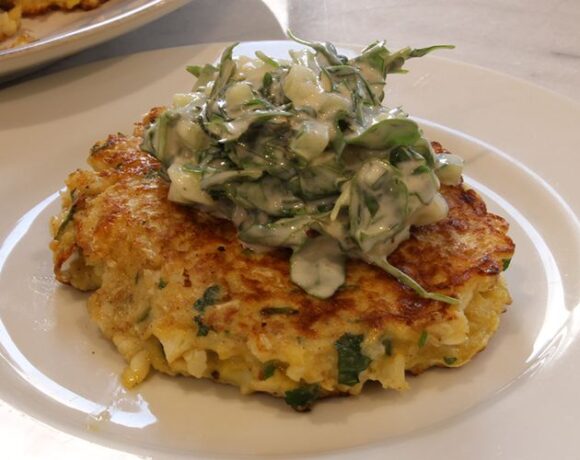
[
  {"left": 436, "top": 153, "right": 464, "bottom": 185},
  {"left": 290, "top": 236, "right": 346, "bottom": 299},
  {"left": 224, "top": 82, "right": 254, "bottom": 115},
  {"left": 141, "top": 38, "right": 461, "bottom": 303},
  {"left": 236, "top": 55, "right": 280, "bottom": 88},
  {"left": 290, "top": 120, "right": 330, "bottom": 161},
  {"left": 167, "top": 161, "right": 214, "bottom": 206}
]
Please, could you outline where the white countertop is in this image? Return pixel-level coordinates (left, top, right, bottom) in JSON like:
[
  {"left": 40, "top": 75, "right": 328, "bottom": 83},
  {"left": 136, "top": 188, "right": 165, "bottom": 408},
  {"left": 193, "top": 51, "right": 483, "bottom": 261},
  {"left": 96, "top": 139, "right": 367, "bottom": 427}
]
[{"left": 6, "top": 0, "right": 579, "bottom": 102}]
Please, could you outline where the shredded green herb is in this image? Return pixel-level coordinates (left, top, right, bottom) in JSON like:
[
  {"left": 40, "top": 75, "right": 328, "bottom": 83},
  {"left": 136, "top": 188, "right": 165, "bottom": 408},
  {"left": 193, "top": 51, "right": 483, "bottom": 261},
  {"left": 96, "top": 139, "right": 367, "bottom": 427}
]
[
  {"left": 260, "top": 360, "right": 283, "bottom": 380},
  {"left": 444, "top": 356, "right": 457, "bottom": 365},
  {"left": 260, "top": 306, "right": 299, "bottom": 316},
  {"left": 262, "top": 71, "right": 273, "bottom": 89},
  {"left": 255, "top": 50, "right": 280, "bottom": 68},
  {"left": 335, "top": 333, "right": 371, "bottom": 386},
  {"left": 418, "top": 330, "right": 428, "bottom": 348},
  {"left": 412, "top": 164, "right": 431, "bottom": 175},
  {"left": 194, "top": 285, "right": 222, "bottom": 312},
  {"left": 55, "top": 202, "right": 77, "bottom": 240},
  {"left": 186, "top": 65, "right": 203, "bottom": 77},
  {"left": 284, "top": 384, "right": 320, "bottom": 411},
  {"left": 158, "top": 278, "right": 168, "bottom": 289},
  {"left": 193, "top": 285, "right": 222, "bottom": 335}
]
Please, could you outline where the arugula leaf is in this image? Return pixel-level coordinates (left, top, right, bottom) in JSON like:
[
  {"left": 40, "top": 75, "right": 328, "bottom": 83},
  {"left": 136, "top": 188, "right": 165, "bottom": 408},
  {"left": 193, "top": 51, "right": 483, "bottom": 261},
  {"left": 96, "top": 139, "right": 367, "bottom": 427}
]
[
  {"left": 325, "top": 64, "right": 379, "bottom": 105},
  {"left": 262, "top": 71, "right": 273, "bottom": 90},
  {"left": 186, "top": 65, "right": 202, "bottom": 77},
  {"left": 355, "top": 42, "right": 454, "bottom": 78},
  {"left": 191, "top": 63, "right": 218, "bottom": 90},
  {"left": 284, "top": 384, "right": 320, "bottom": 411},
  {"left": 332, "top": 119, "right": 346, "bottom": 157},
  {"left": 370, "top": 255, "right": 459, "bottom": 304},
  {"left": 345, "top": 118, "right": 421, "bottom": 150},
  {"left": 287, "top": 30, "right": 347, "bottom": 65},
  {"left": 55, "top": 201, "right": 77, "bottom": 240},
  {"left": 255, "top": 50, "right": 280, "bottom": 68},
  {"left": 209, "top": 42, "right": 238, "bottom": 100},
  {"left": 412, "top": 164, "right": 430, "bottom": 175},
  {"left": 409, "top": 45, "right": 455, "bottom": 58},
  {"left": 144, "top": 110, "right": 180, "bottom": 165},
  {"left": 389, "top": 145, "right": 425, "bottom": 166},
  {"left": 352, "top": 42, "right": 453, "bottom": 102},
  {"left": 335, "top": 333, "right": 371, "bottom": 386}
]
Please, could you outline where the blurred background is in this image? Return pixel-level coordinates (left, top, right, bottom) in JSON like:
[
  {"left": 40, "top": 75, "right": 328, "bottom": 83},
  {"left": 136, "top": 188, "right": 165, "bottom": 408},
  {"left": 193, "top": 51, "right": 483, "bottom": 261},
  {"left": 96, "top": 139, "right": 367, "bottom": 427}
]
[{"left": 3, "top": 0, "right": 580, "bottom": 101}]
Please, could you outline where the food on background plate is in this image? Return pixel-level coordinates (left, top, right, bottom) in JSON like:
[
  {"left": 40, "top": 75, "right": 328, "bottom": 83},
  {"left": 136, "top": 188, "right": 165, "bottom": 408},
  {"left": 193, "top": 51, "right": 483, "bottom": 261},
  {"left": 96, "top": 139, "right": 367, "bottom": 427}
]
[
  {"left": 0, "top": 1, "right": 20, "bottom": 40},
  {"left": 50, "top": 35, "right": 515, "bottom": 411},
  {"left": 0, "top": 0, "right": 109, "bottom": 44}
]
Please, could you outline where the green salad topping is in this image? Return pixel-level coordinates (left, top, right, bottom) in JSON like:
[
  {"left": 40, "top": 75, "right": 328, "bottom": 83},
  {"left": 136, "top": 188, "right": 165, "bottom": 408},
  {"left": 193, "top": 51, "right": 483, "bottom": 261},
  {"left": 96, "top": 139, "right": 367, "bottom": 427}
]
[{"left": 142, "top": 34, "right": 463, "bottom": 302}]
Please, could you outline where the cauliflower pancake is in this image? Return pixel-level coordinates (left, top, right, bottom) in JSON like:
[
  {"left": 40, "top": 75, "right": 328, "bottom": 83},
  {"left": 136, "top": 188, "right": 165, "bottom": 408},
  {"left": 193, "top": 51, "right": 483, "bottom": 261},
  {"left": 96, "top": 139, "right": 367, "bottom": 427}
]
[{"left": 50, "top": 122, "right": 514, "bottom": 410}]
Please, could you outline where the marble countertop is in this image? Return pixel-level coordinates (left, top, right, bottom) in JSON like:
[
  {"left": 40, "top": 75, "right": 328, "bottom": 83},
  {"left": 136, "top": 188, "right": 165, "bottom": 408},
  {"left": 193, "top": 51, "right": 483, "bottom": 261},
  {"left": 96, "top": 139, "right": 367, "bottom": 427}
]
[{"left": 6, "top": 0, "right": 579, "bottom": 102}]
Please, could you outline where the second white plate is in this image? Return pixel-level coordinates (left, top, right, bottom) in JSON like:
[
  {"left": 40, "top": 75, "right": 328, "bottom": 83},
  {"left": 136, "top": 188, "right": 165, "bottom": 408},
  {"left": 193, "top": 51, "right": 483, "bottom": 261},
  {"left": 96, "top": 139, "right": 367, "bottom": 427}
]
[{"left": 0, "top": 0, "right": 189, "bottom": 78}]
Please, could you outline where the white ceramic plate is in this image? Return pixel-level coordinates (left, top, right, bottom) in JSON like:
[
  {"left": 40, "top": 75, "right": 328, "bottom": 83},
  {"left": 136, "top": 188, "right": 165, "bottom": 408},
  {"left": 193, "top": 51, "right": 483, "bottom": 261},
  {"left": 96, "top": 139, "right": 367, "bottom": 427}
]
[
  {"left": 0, "top": 0, "right": 189, "bottom": 79},
  {"left": 0, "top": 41, "right": 579, "bottom": 459}
]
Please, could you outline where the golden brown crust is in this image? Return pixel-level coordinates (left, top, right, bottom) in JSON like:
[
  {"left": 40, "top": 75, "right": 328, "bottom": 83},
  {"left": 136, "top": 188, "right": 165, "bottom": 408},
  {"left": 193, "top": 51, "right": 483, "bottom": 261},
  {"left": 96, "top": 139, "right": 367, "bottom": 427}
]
[
  {"left": 0, "top": 2, "right": 21, "bottom": 41},
  {"left": 19, "top": 0, "right": 109, "bottom": 16},
  {"left": 48, "top": 113, "right": 516, "bottom": 397},
  {"left": 389, "top": 185, "right": 514, "bottom": 291}
]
